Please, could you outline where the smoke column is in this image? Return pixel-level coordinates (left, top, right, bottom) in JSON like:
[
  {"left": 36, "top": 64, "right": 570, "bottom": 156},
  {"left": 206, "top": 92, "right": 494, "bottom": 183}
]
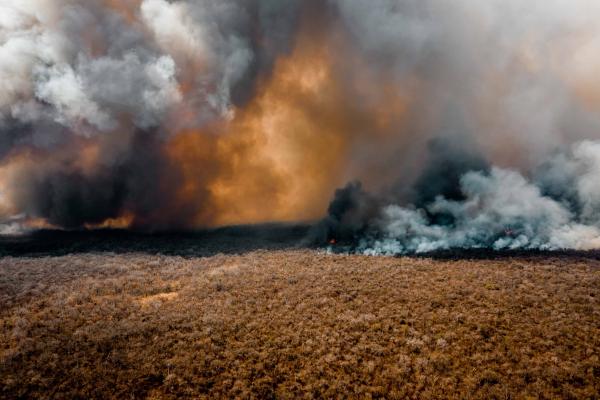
[{"left": 2, "top": 1, "right": 600, "bottom": 252}]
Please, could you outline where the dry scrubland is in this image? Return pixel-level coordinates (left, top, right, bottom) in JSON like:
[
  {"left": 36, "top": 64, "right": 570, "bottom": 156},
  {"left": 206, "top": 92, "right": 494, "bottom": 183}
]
[{"left": 1, "top": 250, "right": 599, "bottom": 399}]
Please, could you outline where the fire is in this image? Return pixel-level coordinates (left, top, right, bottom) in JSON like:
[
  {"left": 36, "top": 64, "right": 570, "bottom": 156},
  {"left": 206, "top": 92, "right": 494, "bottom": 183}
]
[
  {"left": 24, "top": 218, "right": 57, "bottom": 231},
  {"left": 84, "top": 213, "right": 135, "bottom": 230}
]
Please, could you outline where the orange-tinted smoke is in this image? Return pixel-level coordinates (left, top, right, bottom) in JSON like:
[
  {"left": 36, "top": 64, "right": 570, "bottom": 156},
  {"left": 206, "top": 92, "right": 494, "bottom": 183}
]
[
  {"left": 0, "top": 6, "right": 415, "bottom": 230},
  {"left": 165, "top": 21, "right": 414, "bottom": 227}
]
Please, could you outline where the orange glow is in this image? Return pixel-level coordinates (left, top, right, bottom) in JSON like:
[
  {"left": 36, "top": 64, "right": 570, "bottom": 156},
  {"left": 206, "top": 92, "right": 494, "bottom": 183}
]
[
  {"left": 24, "top": 218, "right": 57, "bottom": 230},
  {"left": 163, "top": 23, "right": 412, "bottom": 227},
  {"left": 84, "top": 213, "right": 135, "bottom": 230},
  {"left": 0, "top": 11, "right": 414, "bottom": 230},
  {"left": 104, "top": 0, "right": 141, "bottom": 24}
]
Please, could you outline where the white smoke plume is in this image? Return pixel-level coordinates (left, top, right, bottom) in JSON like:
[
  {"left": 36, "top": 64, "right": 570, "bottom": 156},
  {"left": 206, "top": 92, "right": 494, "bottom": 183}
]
[
  {"left": 0, "top": 0, "right": 300, "bottom": 132},
  {"left": 322, "top": 140, "right": 600, "bottom": 254}
]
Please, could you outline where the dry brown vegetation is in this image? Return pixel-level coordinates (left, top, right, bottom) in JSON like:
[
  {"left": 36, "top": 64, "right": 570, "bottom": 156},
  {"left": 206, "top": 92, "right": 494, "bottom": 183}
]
[{"left": 1, "top": 250, "right": 599, "bottom": 399}]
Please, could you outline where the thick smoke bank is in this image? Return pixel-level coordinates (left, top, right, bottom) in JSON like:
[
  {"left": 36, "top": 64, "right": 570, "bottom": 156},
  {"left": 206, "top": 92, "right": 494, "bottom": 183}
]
[
  {"left": 2, "top": 0, "right": 600, "bottom": 249},
  {"left": 321, "top": 140, "right": 600, "bottom": 254},
  {"left": 0, "top": 0, "right": 304, "bottom": 228}
]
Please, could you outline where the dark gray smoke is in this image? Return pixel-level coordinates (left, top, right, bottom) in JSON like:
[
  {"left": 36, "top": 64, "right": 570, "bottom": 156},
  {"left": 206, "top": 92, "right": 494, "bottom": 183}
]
[
  {"left": 10, "top": 131, "right": 197, "bottom": 229},
  {"left": 410, "top": 137, "right": 489, "bottom": 208},
  {"left": 311, "top": 181, "right": 378, "bottom": 245}
]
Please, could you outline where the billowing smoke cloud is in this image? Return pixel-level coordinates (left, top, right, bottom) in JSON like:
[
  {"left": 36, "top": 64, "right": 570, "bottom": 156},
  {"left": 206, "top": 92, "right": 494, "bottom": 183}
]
[
  {"left": 319, "top": 140, "right": 600, "bottom": 254},
  {"left": 312, "top": 0, "right": 600, "bottom": 253},
  {"left": 2, "top": 0, "right": 600, "bottom": 251},
  {"left": 0, "top": 0, "right": 305, "bottom": 229}
]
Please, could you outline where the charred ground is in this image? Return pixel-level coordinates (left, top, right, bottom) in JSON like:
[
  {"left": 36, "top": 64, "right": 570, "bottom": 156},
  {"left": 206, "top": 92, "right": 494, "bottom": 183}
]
[
  {"left": 0, "top": 225, "right": 311, "bottom": 258},
  {"left": 4, "top": 226, "right": 600, "bottom": 261}
]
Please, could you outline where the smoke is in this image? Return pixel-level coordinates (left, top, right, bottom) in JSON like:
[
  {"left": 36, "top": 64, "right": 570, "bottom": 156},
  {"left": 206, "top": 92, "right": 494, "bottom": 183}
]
[
  {"left": 318, "top": 140, "right": 600, "bottom": 254},
  {"left": 314, "top": 0, "right": 600, "bottom": 253},
  {"left": 2, "top": 0, "right": 600, "bottom": 252},
  {"left": 0, "top": 0, "right": 305, "bottom": 229}
]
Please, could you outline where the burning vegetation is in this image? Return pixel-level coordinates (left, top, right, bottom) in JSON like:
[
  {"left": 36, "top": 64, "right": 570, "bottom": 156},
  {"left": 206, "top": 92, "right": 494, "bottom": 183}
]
[{"left": 2, "top": 1, "right": 600, "bottom": 253}]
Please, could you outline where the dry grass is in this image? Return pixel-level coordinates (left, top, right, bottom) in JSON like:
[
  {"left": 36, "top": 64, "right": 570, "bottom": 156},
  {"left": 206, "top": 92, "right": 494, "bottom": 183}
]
[{"left": 1, "top": 250, "right": 599, "bottom": 399}]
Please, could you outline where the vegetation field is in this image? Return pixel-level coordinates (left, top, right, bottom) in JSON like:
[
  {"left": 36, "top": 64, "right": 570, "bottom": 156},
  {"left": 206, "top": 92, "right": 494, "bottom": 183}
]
[{"left": 1, "top": 233, "right": 599, "bottom": 399}]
